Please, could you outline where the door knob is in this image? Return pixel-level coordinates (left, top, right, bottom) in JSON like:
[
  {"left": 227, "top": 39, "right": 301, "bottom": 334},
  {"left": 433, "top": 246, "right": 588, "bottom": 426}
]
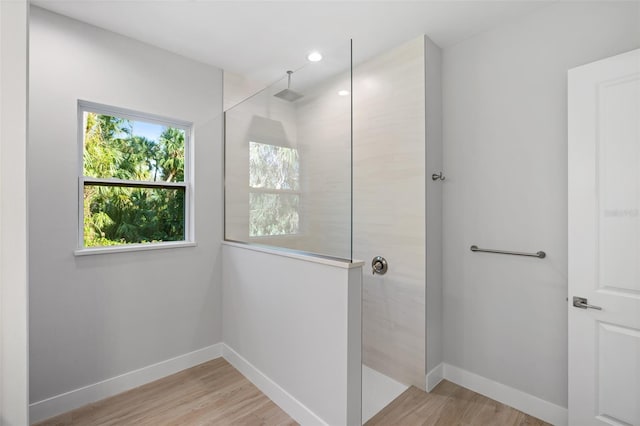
[{"left": 572, "top": 296, "right": 602, "bottom": 310}]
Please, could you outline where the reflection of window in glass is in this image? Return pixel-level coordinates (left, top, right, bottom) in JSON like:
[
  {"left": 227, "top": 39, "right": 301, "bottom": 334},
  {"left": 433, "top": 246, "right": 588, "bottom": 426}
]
[
  {"left": 79, "top": 101, "right": 192, "bottom": 248},
  {"left": 249, "top": 142, "right": 300, "bottom": 237}
]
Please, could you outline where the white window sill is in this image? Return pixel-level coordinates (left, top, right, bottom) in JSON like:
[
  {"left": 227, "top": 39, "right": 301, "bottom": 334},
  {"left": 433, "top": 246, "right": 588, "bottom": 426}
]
[{"left": 74, "top": 241, "right": 197, "bottom": 256}]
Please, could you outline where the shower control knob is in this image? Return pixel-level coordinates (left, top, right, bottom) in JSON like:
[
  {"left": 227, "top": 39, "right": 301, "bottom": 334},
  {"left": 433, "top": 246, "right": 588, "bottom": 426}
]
[{"left": 372, "top": 256, "right": 388, "bottom": 275}]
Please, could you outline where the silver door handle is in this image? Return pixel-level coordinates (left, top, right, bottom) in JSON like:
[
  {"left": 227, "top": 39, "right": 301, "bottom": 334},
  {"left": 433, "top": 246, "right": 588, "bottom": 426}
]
[{"left": 572, "top": 296, "right": 602, "bottom": 310}]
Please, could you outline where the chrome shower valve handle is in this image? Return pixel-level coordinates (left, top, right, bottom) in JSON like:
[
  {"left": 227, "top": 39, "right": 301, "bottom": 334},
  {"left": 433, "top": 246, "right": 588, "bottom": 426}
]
[{"left": 372, "top": 256, "right": 388, "bottom": 275}]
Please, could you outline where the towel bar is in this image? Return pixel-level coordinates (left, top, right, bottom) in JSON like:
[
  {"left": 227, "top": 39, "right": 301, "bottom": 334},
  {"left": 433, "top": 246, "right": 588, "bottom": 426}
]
[{"left": 470, "top": 245, "right": 546, "bottom": 259}]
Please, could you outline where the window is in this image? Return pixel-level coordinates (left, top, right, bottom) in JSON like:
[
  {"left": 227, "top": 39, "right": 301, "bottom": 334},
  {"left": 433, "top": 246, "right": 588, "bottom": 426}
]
[
  {"left": 78, "top": 101, "right": 192, "bottom": 250},
  {"left": 249, "top": 142, "right": 300, "bottom": 237}
]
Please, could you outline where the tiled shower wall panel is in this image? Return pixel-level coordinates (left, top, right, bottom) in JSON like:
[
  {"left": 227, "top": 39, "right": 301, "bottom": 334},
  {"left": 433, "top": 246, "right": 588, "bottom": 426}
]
[{"left": 353, "top": 37, "right": 426, "bottom": 389}]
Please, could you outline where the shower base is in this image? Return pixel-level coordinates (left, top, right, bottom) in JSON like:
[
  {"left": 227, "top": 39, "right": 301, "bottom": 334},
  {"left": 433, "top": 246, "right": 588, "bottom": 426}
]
[{"left": 362, "top": 364, "right": 409, "bottom": 423}]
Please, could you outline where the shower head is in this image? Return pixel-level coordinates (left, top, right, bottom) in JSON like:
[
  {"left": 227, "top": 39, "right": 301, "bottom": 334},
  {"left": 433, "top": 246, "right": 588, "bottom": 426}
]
[
  {"left": 274, "top": 88, "right": 304, "bottom": 102},
  {"left": 274, "top": 70, "right": 303, "bottom": 102}
]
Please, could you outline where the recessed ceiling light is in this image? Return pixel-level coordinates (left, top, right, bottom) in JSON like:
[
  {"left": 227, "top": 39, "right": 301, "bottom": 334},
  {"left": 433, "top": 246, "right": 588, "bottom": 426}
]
[
  {"left": 307, "top": 51, "right": 322, "bottom": 62},
  {"left": 338, "top": 90, "right": 350, "bottom": 96}
]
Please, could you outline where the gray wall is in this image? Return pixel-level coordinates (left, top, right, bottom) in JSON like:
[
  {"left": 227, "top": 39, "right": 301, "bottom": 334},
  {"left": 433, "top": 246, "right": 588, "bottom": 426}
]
[
  {"left": 29, "top": 7, "right": 223, "bottom": 403},
  {"left": 442, "top": 1, "right": 640, "bottom": 408},
  {"left": 424, "top": 35, "right": 443, "bottom": 378}
]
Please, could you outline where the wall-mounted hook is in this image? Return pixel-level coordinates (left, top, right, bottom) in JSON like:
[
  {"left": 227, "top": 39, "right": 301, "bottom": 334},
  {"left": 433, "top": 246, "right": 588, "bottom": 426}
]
[{"left": 431, "top": 172, "right": 445, "bottom": 181}]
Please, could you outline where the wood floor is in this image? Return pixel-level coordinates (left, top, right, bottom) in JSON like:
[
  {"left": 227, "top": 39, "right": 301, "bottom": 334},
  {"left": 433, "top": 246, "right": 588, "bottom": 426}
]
[
  {"left": 36, "top": 359, "right": 548, "bottom": 426},
  {"left": 365, "top": 381, "right": 550, "bottom": 426},
  {"left": 35, "top": 358, "right": 296, "bottom": 426}
]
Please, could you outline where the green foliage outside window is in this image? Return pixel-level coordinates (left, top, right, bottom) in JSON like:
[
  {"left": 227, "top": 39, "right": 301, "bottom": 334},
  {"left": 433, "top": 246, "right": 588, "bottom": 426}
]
[{"left": 83, "top": 112, "right": 187, "bottom": 247}]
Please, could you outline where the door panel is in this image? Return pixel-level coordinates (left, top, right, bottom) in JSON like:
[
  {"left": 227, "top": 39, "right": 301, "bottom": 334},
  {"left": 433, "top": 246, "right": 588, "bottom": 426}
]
[
  {"left": 599, "top": 76, "right": 640, "bottom": 294},
  {"left": 568, "top": 48, "right": 640, "bottom": 426},
  {"left": 598, "top": 323, "right": 640, "bottom": 425}
]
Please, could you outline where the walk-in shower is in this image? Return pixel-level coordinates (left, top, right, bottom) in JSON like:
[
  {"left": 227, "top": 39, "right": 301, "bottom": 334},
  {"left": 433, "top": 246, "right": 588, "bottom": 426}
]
[{"left": 224, "top": 35, "right": 442, "bottom": 424}]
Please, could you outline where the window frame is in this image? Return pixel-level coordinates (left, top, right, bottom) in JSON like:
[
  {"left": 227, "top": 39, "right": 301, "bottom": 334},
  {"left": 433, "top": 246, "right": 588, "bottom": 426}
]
[
  {"left": 248, "top": 141, "right": 301, "bottom": 238},
  {"left": 76, "top": 100, "right": 195, "bottom": 254}
]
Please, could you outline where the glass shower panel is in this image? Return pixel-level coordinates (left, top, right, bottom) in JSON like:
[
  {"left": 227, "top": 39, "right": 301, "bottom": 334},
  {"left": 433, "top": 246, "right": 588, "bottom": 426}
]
[{"left": 224, "top": 41, "right": 352, "bottom": 260}]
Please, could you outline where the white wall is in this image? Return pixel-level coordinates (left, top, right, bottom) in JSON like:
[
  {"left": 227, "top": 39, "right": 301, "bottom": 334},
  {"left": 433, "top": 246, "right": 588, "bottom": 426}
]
[
  {"left": 442, "top": 0, "right": 640, "bottom": 409},
  {"left": 223, "top": 71, "right": 268, "bottom": 112},
  {"left": 0, "top": 0, "right": 30, "bottom": 424},
  {"left": 28, "top": 6, "right": 223, "bottom": 408},
  {"left": 222, "top": 243, "right": 362, "bottom": 426}
]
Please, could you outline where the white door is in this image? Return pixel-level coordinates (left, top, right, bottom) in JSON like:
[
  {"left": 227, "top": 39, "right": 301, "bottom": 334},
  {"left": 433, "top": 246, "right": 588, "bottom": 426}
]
[{"left": 568, "top": 48, "right": 640, "bottom": 426}]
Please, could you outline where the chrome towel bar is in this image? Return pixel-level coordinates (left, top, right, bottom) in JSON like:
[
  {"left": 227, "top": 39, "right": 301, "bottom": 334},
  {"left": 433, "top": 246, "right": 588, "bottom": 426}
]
[{"left": 470, "top": 245, "right": 546, "bottom": 259}]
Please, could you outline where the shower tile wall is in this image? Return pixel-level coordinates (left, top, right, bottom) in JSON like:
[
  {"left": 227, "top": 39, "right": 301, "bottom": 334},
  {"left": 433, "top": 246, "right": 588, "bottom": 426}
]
[
  {"left": 295, "top": 75, "right": 352, "bottom": 258},
  {"left": 353, "top": 37, "right": 427, "bottom": 389}
]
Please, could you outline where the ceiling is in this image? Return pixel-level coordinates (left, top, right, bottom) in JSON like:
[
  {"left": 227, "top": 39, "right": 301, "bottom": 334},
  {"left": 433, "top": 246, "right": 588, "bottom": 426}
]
[{"left": 33, "top": 0, "right": 554, "bottom": 85}]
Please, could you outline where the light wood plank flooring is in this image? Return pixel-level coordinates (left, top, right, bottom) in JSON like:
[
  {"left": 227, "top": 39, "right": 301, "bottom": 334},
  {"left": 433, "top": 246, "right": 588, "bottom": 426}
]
[
  {"left": 36, "top": 359, "right": 549, "bottom": 426},
  {"left": 35, "top": 358, "right": 297, "bottom": 426},
  {"left": 365, "top": 381, "right": 550, "bottom": 426}
]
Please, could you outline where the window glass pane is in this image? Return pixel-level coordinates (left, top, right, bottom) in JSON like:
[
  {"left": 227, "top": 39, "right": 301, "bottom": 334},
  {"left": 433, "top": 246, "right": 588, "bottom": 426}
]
[
  {"left": 83, "top": 112, "right": 185, "bottom": 182},
  {"left": 83, "top": 185, "right": 185, "bottom": 247},
  {"left": 250, "top": 193, "right": 299, "bottom": 237},
  {"left": 249, "top": 142, "right": 299, "bottom": 190}
]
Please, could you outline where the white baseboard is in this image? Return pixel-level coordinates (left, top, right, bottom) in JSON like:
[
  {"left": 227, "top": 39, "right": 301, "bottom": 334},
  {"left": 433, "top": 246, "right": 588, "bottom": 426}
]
[
  {"left": 29, "top": 343, "right": 223, "bottom": 424},
  {"left": 29, "top": 344, "right": 567, "bottom": 426},
  {"left": 442, "top": 363, "right": 568, "bottom": 426},
  {"left": 426, "top": 363, "right": 444, "bottom": 392},
  {"left": 221, "top": 344, "right": 327, "bottom": 426},
  {"left": 29, "top": 342, "right": 326, "bottom": 425}
]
